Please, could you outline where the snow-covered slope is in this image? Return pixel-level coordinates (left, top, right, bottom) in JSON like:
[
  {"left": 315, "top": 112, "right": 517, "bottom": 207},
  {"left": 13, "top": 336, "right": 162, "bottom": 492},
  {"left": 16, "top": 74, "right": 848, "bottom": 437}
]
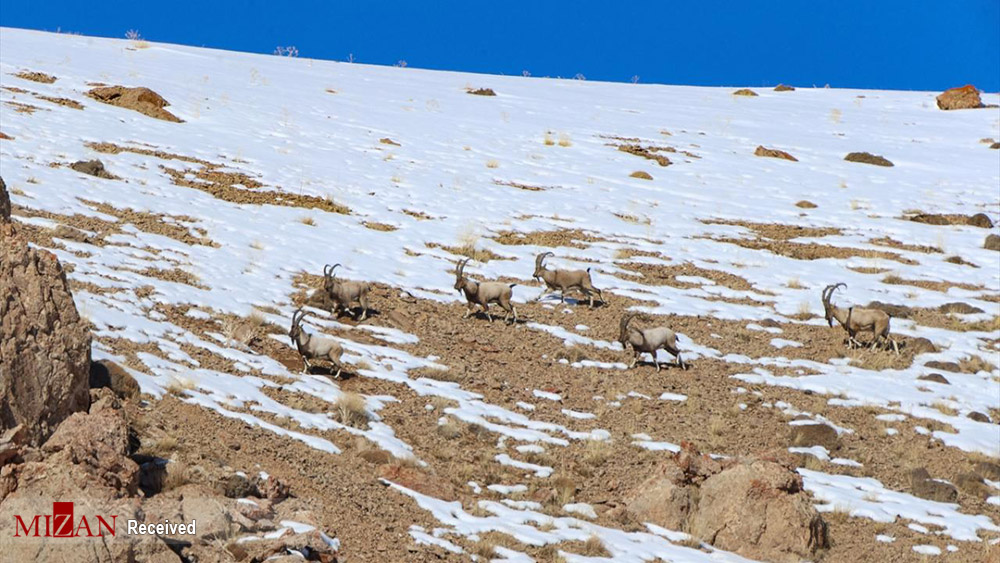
[{"left": 2, "top": 27, "right": 998, "bottom": 559}]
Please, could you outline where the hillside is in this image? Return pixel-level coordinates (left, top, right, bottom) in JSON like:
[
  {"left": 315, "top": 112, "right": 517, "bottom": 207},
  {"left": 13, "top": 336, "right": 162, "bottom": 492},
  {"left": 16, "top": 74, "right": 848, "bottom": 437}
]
[{"left": 1, "top": 27, "right": 999, "bottom": 561}]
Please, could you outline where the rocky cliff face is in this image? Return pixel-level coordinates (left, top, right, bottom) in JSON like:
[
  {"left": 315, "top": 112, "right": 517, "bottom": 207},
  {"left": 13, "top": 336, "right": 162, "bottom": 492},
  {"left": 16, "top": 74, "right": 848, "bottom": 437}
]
[{"left": 1, "top": 176, "right": 91, "bottom": 446}]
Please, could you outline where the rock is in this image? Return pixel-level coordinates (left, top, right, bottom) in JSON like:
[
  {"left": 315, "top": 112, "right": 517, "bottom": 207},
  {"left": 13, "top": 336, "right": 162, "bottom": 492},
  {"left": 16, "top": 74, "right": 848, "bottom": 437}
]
[
  {"left": 936, "top": 85, "right": 983, "bottom": 110},
  {"left": 985, "top": 234, "right": 1000, "bottom": 251},
  {"left": 969, "top": 213, "right": 994, "bottom": 228},
  {"left": 991, "top": 142, "right": 1000, "bottom": 150},
  {"left": 974, "top": 462, "right": 1000, "bottom": 481},
  {"left": 774, "top": 84, "right": 795, "bottom": 92},
  {"left": 629, "top": 170, "right": 653, "bottom": 180},
  {"left": 866, "top": 301, "right": 913, "bottom": 318},
  {"left": 795, "top": 200, "right": 817, "bottom": 209},
  {"left": 378, "top": 464, "right": 457, "bottom": 501},
  {"left": 625, "top": 463, "right": 693, "bottom": 530},
  {"left": 89, "top": 360, "right": 141, "bottom": 399},
  {"left": 917, "top": 373, "right": 949, "bottom": 385},
  {"left": 180, "top": 489, "right": 237, "bottom": 541},
  {"left": 467, "top": 87, "right": 496, "bottom": 96},
  {"left": 967, "top": 411, "right": 990, "bottom": 423},
  {"left": 924, "top": 361, "right": 960, "bottom": 373},
  {"left": 1, "top": 227, "right": 91, "bottom": 446},
  {"left": 937, "top": 302, "right": 983, "bottom": 315},
  {"left": 909, "top": 468, "right": 958, "bottom": 503},
  {"left": 42, "top": 409, "right": 139, "bottom": 495},
  {"left": 69, "top": 159, "right": 116, "bottom": 179},
  {"left": 954, "top": 472, "right": 991, "bottom": 499},
  {"left": 733, "top": 88, "right": 758, "bottom": 96},
  {"left": 906, "top": 337, "right": 937, "bottom": 355},
  {"left": 754, "top": 145, "right": 798, "bottom": 161},
  {"left": 688, "top": 460, "right": 829, "bottom": 561},
  {"left": 242, "top": 529, "right": 339, "bottom": 563},
  {"left": 217, "top": 473, "right": 260, "bottom": 499},
  {"left": 0, "top": 176, "right": 9, "bottom": 221},
  {"left": 86, "top": 85, "right": 183, "bottom": 122},
  {"left": 844, "top": 152, "right": 893, "bottom": 167},
  {"left": 789, "top": 423, "right": 840, "bottom": 451},
  {"left": 254, "top": 474, "right": 291, "bottom": 501}
]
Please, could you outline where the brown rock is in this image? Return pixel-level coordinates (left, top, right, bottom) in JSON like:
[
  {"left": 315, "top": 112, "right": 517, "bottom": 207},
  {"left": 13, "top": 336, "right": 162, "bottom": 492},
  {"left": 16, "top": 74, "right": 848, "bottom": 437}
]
[
  {"left": 938, "top": 302, "right": 983, "bottom": 314},
  {"left": 954, "top": 472, "right": 991, "bottom": 499},
  {"left": 967, "top": 411, "right": 990, "bottom": 423},
  {"left": 378, "top": 464, "right": 457, "bottom": 501},
  {"left": 42, "top": 409, "right": 140, "bottom": 494},
  {"left": 255, "top": 474, "right": 291, "bottom": 501},
  {"left": 795, "top": 200, "right": 817, "bottom": 209},
  {"left": 626, "top": 474, "right": 693, "bottom": 531},
  {"left": 688, "top": 460, "right": 829, "bottom": 561},
  {"left": 1, "top": 231, "right": 91, "bottom": 446},
  {"left": 985, "top": 234, "right": 1000, "bottom": 251},
  {"left": 86, "top": 85, "right": 183, "bottom": 122},
  {"left": 969, "top": 213, "right": 994, "bottom": 228},
  {"left": 754, "top": 145, "right": 798, "bottom": 161},
  {"left": 906, "top": 337, "right": 937, "bottom": 355},
  {"left": 924, "top": 360, "right": 960, "bottom": 373},
  {"left": 69, "top": 159, "right": 116, "bottom": 179},
  {"left": 733, "top": 88, "right": 758, "bottom": 96},
  {"left": 89, "top": 360, "right": 141, "bottom": 399},
  {"left": 217, "top": 473, "right": 260, "bottom": 499},
  {"left": 774, "top": 84, "right": 795, "bottom": 92},
  {"left": 0, "top": 176, "right": 9, "bottom": 221},
  {"left": 866, "top": 301, "right": 913, "bottom": 318},
  {"left": 936, "top": 85, "right": 983, "bottom": 110},
  {"left": 991, "top": 142, "right": 1000, "bottom": 150},
  {"left": 909, "top": 468, "right": 958, "bottom": 502},
  {"left": 789, "top": 423, "right": 840, "bottom": 451},
  {"left": 917, "top": 373, "right": 949, "bottom": 385},
  {"left": 467, "top": 88, "right": 496, "bottom": 96},
  {"left": 974, "top": 462, "right": 1000, "bottom": 481},
  {"left": 844, "top": 152, "right": 893, "bottom": 167}
]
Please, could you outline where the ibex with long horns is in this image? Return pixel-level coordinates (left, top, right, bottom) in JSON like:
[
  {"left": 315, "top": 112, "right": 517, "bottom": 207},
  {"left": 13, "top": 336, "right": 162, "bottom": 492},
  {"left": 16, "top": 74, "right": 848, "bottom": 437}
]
[
  {"left": 822, "top": 283, "right": 898, "bottom": 354},
  {"left": 289, "top": 308, "right": 344, "bottom": 376},
  {"left": 533, "top": 252, "right": 604, "bottom": 307},
  {"left": 618, "top": 313, "right": 687, "bottom": 372},
  {"left": 323, "top": 264, "right": 371, "bottom": 321},
  {"left": 454, "top": 258, "right": 518, "bottom": 323}
]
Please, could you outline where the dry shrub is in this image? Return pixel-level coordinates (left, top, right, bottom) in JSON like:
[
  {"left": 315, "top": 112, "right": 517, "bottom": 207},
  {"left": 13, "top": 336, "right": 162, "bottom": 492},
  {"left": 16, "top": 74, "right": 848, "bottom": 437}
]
[
  {"left": 614, "top": 212, "right": 651, "bottom": 225},
  {"left": 582, "top": 440, "right": 611, "bottom": 466},
  {"left": 166, "top": 377, "right": 196, "bottom": 396},
  {"left": 437, "top": 418, "right": 465, "bottom": 439},
  {"left": 467, "top": 87, "right": 496, "bottom": 96},
  {"left": 471, "top": 531, "right": 521, "bottom": 559},
  {"left": 557, "top": 133, "right": 572, "bottom": 147},
  {"left": 485, "top": 159, "right": 500, "bottom": 169},
  {"left": 754, "top": 145, "right": 798, "bottom": 161},
  {"left": 162, "top": 461, "right": 191, "bottom": 491},
  {"left": 14, "top": 70, "right": 57, "bottom": 83},
  {"left": 335, "top": 392, "right": 369, "bottom": 428},
  {"left": 223, "top": 310, "right": 266, "bottom": 346},
  {"left": 544, "top": 132, "right": 556, "bottom": 146},
  {"left": 959, "top": 355, "right": 994, "bottom": 374},
  {"left": 299, "top": 216, "right": 316, "bottom": 226},
  {"left": 786, "top": 277, "right": 806, "bottom": 289},
  {"left": 362, "top": 221, "right": 398, "bottom": 232},
  {"left": 553, "top": 475, "right": 577, "bottom": 505},
  {"left": 630, "top": 170, "right": 653, "bottom": 180}
]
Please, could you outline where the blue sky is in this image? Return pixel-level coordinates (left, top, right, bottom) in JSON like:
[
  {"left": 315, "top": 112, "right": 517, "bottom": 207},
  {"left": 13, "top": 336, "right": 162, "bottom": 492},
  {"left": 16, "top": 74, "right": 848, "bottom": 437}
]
[{"left": 1, "top": 1, "right": 997, "bottom": 91}]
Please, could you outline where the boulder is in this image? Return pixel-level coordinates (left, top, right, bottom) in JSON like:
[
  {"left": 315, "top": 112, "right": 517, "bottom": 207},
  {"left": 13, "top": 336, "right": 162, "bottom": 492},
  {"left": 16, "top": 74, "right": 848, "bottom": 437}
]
[
  {"left": 936, "top": 85, "right": 983, "bottom": 110},
  {"left": 907, "top": 337, "right": 938, "bottom": 355},
  {"left": 969, "top": 213, "right": 994, "bottom": 228},
  {"left": 42, "top": 408, "right": 140, "bottom": 495},
  {"left": 985, "top": 234, "right": 1000, "bottom": 251},
  {"left": 86, "top": 86, "right": 183, "bottom": 122},
  {"left": 0, "top": 176, "right": 9, "bottom": 221},
  {"left": 69, "top": 159, "right": 116, "bottom": 179},
  {"left": 917, "top": 373, "right": 949, "bottom": 385},
  {"left": 974, "top": 462, "right": 1000, "bottom": 481},
  {"left": 1, "top": 223, "right": 91, "bottom": 446},
  {"left": 688, "top": 460, "right": 829, "bottom": 561},
  {"left": 909, "top": 468, "right": 958, "bottom": 503},
  {"left": 625, "top": 463, "right": 694, "bottom": 530},
  {"left": 967, "top": 411, "right": 990, "bottom": 423},
  {"left": 844, "top": 152, "right": 893, "bottom": 167},
  {"left": 89, "top": 360, "right": 141, "bottom": 399},
  {"left": 954, "top": 472, "right": 990, "bottom": 499},
  {"left": 378, "top": 464, "right": 457, "bottom": 501},
  {"left": 789, "top": 423, "right": 840, "bottom": 451}
]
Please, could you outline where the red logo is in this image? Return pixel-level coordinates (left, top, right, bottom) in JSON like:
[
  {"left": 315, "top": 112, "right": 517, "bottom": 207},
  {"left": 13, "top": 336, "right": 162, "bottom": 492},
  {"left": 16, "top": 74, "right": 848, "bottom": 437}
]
[{"left": 13, "top": 502, "right": 116, "bottom": 538}]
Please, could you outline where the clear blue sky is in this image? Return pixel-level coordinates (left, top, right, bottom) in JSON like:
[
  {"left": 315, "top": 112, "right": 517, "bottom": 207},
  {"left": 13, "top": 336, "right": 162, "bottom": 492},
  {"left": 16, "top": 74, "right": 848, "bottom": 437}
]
[{"left": 2, "top": 1, "right": 997, "bottom": 91}]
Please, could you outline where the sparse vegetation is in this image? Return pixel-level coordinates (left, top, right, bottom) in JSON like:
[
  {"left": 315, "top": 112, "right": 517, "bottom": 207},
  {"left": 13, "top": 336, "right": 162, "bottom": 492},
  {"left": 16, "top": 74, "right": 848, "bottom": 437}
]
[{"left": 335, "top": 392, "right": 369, "bottom": 428}]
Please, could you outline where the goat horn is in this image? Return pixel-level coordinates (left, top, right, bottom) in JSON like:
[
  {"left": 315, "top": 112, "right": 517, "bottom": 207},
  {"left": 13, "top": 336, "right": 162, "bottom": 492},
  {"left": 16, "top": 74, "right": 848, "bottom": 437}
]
[
  {"left": 535, "top": 251, "right": 553, "bottom": 269},
  {"left": 291, "top": 307, "right": 303, "bottom": 326},
  {"left": 456, "top": 258, "right": 469, "bottom": 277}
]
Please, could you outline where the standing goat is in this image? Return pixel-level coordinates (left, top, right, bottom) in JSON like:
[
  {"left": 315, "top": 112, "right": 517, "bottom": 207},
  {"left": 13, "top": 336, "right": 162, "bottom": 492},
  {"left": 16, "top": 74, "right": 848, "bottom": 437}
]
[
  {"left": 323, "top": 264, "right": 371, "bottom": 321},
  {"left": 618, "top": 313, "right": 687, "bottom": 372},
  {"left": 454, "top": 258, "right": 518, "bottom": 324},
  {"left": 533, "top": 252, "right": 604, "bottom": 307},
  {"left": 289, "top": 308, "right": 344, "bottom": 377},
  {"left": 822, "top": 283, "right": 899, "bottom": 354}
]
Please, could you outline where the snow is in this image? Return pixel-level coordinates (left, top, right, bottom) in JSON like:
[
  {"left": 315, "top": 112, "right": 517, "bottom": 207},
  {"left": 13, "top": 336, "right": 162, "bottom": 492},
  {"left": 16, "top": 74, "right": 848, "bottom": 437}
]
[
  {"left": 912, "top": 545, "right": 941, "bottom": 556},
  {"left": 562, "top": 503, "right": 598, "bottom": 519},
  {"left": 788, "top": 446, "right": 863, "bottom": 467}
]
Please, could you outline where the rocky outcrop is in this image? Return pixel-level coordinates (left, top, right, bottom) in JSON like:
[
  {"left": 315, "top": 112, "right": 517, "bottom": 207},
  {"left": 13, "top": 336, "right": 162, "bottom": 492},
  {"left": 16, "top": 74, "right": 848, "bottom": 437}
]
[
  {"left": 1, "top": 192, "right": 91, "bottom": 446},
  {"left": 0, "top": 176, "right": 9, "bottom": 221},
  {"left": 620, "top": 443, "right": 828, "bottom": 562},
  {"left": 936, "top": 85, "right": 983, "bottom": 110},
  {"left": 85, "top": 86, "right": 183, "bottom": 122}
]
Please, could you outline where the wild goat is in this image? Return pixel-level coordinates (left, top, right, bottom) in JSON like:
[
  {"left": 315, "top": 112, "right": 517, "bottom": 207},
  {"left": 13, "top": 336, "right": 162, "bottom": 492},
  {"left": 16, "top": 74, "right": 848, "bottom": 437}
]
[
  {"left": 533, "top": 252, "right": 604, "bottom": 307},
  {"left": 822, "top": 283, "right": 899, "bottom": 354},
  {"left": 618, "top": 313, "right": 687, "bottom": 372},
  {"left": 454, "top": 258, "right": 517, "bottom": 323},
  {"left": 289, "top": 308, "right": 344, "bottom": 377},
  {"left": 323, "top": 264, "right": 371, "bottom": 321}
]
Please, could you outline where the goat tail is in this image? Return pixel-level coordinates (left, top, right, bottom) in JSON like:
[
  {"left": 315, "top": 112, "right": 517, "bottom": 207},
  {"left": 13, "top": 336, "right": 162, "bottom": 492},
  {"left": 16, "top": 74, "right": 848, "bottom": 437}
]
[{"left": 509, "top": 283, "right": 517, "bottom": 288}]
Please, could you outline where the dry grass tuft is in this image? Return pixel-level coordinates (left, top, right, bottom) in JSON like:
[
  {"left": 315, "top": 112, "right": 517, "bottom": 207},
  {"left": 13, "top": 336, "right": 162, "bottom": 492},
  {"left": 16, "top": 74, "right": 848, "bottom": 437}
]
[
  {"left": 786, "top": 277, "right": 806, "bottom": 289},
  {"left": 222, "top": 310, "right": 266, "bottom": 346},
  {"left": 614, "top": 212, "right": 651, "bottom": 225},
  {"left": 335, "top": 392, "right": 370, "bottom": 428},
  {"left": 13, "top": 70, "right": 57, "bottom": 83},
  {"left": 362, "top": 221, "right": 398, "bottom": 232},
  {"left": 959, "top": 355, "right": 994, "bottom": 374},
  {"left": 165, "top": 377, "right": 196, "bottom": 396},
  {"left": 436, "top": 418, "right": 465, "bottom": 439},
  {"left": 557, "top": 133, "right": 572, "bottom": 147},
  {"left": 630, "top": 170, "right": 653, "bottom": 180},
  {"left": 485, "top": 159, "right": 500, "bottom": 169},
  {"left": 299, "top": 216, "right": 317, "bottom": 226}
]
